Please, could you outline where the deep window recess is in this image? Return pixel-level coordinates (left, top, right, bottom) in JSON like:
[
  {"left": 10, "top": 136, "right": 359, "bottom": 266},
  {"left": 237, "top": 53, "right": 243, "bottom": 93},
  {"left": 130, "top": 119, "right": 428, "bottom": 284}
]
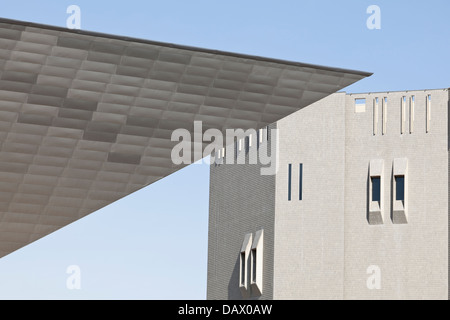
[
  {"left": 368, "top": 159, "right": 384, "bottom": 225},
  {"left": 392, "top": 158, "right": 408, "bottom": 224}
]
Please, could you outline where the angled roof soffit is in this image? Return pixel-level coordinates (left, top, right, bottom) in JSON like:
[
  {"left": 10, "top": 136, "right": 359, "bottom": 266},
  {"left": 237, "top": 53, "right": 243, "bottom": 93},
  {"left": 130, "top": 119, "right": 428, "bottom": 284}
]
[{"left": 0, "top": 17, "right": 371, "bottom": 258}]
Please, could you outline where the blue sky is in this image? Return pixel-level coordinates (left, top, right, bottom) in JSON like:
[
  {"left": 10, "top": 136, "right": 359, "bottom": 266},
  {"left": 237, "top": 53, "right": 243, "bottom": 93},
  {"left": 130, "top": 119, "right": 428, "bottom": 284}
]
[{"left": 0, "top": 0, "right": 448, "bottom": 299}]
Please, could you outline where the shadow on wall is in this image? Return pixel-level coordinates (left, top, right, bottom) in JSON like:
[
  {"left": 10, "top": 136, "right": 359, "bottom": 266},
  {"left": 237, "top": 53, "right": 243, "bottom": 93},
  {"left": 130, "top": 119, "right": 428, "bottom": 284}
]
[{"left": 228, "top": 254, "right": 241, "bottom": 300}]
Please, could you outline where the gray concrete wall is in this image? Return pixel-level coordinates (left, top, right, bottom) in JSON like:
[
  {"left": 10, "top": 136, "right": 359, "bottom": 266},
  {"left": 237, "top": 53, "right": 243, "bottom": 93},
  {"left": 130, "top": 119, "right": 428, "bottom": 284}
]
[
  {"left": 207, "top": 124, "right": 276, "bottom": 300},
  {"left": 273, "top": 93, "right": 347, "bottom": 299},
  {"left": 344, "top": 89, "right": 448, "bottom": 299},
  {"left": 207, "top": 89, "right": 449, "bottom": 300}
]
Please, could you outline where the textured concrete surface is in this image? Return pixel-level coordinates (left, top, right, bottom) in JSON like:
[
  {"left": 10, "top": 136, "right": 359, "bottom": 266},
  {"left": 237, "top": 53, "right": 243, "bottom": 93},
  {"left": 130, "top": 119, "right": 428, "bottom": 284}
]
[
  {"left": 344, "top": 89, "right": 448, "bottom": 299},
  {"left": 208, "top": 88, "right": 449, "bottom": 300},
  {"left": 207, "top": 124, "right": 277, "bottom": 300},
  {"left": 273, "top": 93, "right": 347, "bottom": 300}
]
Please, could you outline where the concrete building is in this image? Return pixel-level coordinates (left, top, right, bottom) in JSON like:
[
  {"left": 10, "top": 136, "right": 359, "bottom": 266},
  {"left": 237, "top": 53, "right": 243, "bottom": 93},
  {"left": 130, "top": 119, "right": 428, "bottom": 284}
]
[
  {"left": 207, "top": 88, "right": 449, "bottom": 300},
  {"left": 2, "top": 17, "right": 447, "bottom": 301}
]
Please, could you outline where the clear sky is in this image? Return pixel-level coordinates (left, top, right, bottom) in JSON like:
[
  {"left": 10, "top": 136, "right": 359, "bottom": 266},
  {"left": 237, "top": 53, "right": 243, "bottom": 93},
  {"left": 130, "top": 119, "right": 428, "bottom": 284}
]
[{"left": 0, "top": 0, "right": 448, "bottom": 299}]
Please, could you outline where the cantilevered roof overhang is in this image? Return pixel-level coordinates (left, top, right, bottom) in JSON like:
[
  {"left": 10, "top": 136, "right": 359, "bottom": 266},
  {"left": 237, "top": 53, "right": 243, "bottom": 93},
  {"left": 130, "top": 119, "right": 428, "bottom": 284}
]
[{"left": 0, "top": 18, "right": 372, "bottom": 258}]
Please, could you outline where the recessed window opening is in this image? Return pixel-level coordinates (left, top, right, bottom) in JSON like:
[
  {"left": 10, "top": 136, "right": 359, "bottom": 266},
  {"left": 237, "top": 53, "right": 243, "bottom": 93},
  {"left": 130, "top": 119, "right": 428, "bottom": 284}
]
[
  {"left": 395, "top": 175, "right": 405, "bottom": 201},
  {"left": 410, "top": 95, "right": 415, "bottom": 133},
  {"left": 299, "top": 163, "right": 303, "bottom": 201},
  {"left": 371, "top": 176, "right": 381, "bottom": 202},
  {"left": 288, "top": 164, "right": 292, "bottom": 201},
  {"left": 240, "top": 252, "right": 246, "bottom": 286},
  {"left": 251, "top": 249, "right": 257, "bottom": 283},
  {"left": 401, "top": 96, "right": 406, "bottom": 134},
  {"left": 355, "top": 98, "right": 366, "bottom": 113},
  {"left": 426, "top": 95, "right": 431, "bottom": 133},
  {"left": 373, "top": 97, "right": 379, "bottom": 135}
]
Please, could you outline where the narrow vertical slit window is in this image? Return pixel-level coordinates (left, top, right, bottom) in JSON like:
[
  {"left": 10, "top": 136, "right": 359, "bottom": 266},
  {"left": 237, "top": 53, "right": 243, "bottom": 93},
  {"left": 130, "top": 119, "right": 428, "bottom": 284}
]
[
  {"left": 382, "top": 97, "right": 387, "bottom": 135},
  {"left": 240, "top": 252, "right": 246, "bottom": 286},
  {"left": 251, "top": 249, "right": 257, "bottom": 283},
  {"left": 288, "top": 164, "right": 292, "bottom": 201},
  {"left": 266, "top": 126, "right": 270, "bottom": 141},
  {"left": 299, "top": 163, "right": 303, "bottom": 201},
  {"left": 426, "top": 95, "right": 431, "bottom": 133},
  {"left": 410, "top": 96, "right": 415, "bottom": 133},
  {"left": 373, "top": 97, "right": 379, "bottom": 135},
  {"left": 401, "top": 96, "right": 406, "bottom": 134},
  {"left": 250, "top": 229, "right": 264, "bottom": 297}
]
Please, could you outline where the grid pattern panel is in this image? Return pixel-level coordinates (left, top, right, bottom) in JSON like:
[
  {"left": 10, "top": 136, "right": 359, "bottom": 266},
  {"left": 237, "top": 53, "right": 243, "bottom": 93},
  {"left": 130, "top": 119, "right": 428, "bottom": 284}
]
[{"left": 0, "top": 18, "right": 370, "bottom": 258}]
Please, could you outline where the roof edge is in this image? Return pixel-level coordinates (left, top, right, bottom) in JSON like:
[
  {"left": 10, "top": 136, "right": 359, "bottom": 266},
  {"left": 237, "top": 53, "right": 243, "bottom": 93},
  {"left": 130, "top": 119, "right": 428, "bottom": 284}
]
[
  {"left": 0, "top": 17, "right": 373, "bottom": 78},
  {"left": 345, "top": 87, "right": 450, "bottom": 95}
]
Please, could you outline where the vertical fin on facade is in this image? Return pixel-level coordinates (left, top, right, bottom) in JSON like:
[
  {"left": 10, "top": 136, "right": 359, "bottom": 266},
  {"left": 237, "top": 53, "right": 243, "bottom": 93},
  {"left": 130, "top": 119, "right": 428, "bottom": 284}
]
[
  {"left": 239, "top": 233, "right": 253, "bottom": 299},
  {"left": 373, "top": 97, "right": 379, "bottom": 135},
  {"left": 250, "top": 229, "right": 264, "bottom": 297}
]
